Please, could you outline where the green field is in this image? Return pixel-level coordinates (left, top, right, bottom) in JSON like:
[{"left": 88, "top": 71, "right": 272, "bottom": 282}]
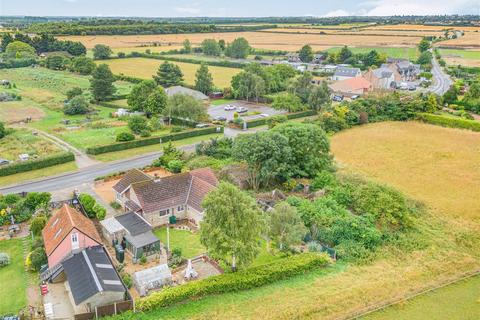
[
  {"left": 439, "top": 49, "right": 480, "bottom": 60},
  {"left": 0, "top": 239, "right": 29, "bottom": 315},
  {"left": 0, "top": 129, "right": 61, "bottom": 161},
  {"left": 100, "top": 57, "right": 241, "bottom": 89},
  {"left": 327, "top": 46, "right": 419, "bottom": 60},
  {"left": 154, "top": 227, "right": 205, "bottom": 259},
  {"left": 363, "top": 275, "right": 480, "bottom": 320}
]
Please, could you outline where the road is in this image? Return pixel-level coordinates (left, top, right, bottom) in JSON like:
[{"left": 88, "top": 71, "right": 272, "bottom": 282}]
[{"left": 429, "top": 56, "right": 453, "bottom": 95}]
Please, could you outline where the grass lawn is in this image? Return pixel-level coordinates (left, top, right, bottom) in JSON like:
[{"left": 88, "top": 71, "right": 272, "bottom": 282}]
[
  {"left": 363, "top": 275, "right": 480, "bottom": 320},
  {"left": 0, "top": 162, "right": 77, "bottom": 187},
  {"left": 327, "top": 46, "right": 419, "bottom": 60},
  {"left": 0, "top": 129, "right": 61, "bottom": 161},
  {"left": 100, "top": 57, "right": 241, "bottom": 89},
  {"left": 439, "top": 49, "right": 480, "bottom": 60},
  {"left": 209, "top": 98, "right": 235, "bottom": 106},
  {"left": 154, "top": 227, "right": 205, "bottom": 259},
  {"left": 0, "top": 238, "right": 29, "bottom": 315}
]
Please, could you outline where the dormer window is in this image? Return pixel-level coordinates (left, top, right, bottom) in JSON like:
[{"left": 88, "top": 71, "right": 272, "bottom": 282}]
[{"left": 71, "top": 232, "right": 79, "bottom": 249}]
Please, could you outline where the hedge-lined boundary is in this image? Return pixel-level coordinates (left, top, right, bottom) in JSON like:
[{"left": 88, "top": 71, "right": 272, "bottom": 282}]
[
  {"left": 246, "top": 110, "right": 318, "bottom": 128},
  {"left": 86, "top": 126, "right": 224, "bottom": 155},
  {"left": 0, "top": 152, "right": 75, "bottom": 177},
  {"left": 137, "top": 253, "right": 331, "bottom": 311},
  {"left": 417, "top": 113, "right": 480, "bottom": 132},
  {"left": 124, "top": 52, "right": 247, "bottom": 69},
  {"left": 98, "top": 101, "right": 128, "bottom": 109}
]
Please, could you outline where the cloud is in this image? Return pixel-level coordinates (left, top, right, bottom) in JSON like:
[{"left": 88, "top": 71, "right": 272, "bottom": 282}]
[
  {"left": 323, "top": 9, "right": 352, "bottom": 17},
  {"left": 174, "top": 6, "right": 201, "bottom": 15},
  {"left": 359, "top": 0, "right": 477, "bottom": 16},
  {"left": 64, "top": 0, "right": 78, "bottom": 3}
]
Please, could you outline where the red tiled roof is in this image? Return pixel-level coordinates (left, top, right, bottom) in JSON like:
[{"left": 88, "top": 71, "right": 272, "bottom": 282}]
[
  {"left": 42, "top": 204, "right": 102, "bottom": 256},
  {"left": 329, "top": 76, "right": 372, "bottom": 93}
]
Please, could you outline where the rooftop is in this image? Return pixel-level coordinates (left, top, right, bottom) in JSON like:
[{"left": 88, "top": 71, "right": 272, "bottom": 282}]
[
  {"left": 165, "top": 86, "right": 208, "bottom": 100},
  {"left": 334, "top": 67, "right": 361, "bottom": 77}
]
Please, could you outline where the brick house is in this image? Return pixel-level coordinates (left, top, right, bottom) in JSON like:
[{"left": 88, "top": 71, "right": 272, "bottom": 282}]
[{"left": 113, "top": 168, "right": 218, "bottom": 227}]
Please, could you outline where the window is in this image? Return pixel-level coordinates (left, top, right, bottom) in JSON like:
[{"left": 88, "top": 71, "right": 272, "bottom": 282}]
[
  {"left": 159, "top": 209, "right": 171, "bottom": 216},
  {"left": 177, "top": 205, "right": 185, "bottom": 212},
  {"left": 71, "top": 232, "right": 79, "bottom": 249}
]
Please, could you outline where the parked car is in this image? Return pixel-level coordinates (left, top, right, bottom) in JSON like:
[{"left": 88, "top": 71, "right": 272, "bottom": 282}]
[
  {"left": 224, "top": 105, "right": 236, "bottom": 111},
  {"left": 350, "top": 95, "right": 360, "bottom": 100},
  {"left": 195, "top": 123, "right": 210, "bottom": 128},
  {"left": 213, "top": 116, "right": 227, "bottom": 121},
  {"left": 237, "top": 107, "right": 248, "bottom": 113},
  {"left": 0, "top": 159, "right": 11, "bottom": 166},
  {"left": 332, "top": 95, "right": 343, "bottom": 102},
  {"left": 408, "top": 85, "right": 417, "bottom": 91}
]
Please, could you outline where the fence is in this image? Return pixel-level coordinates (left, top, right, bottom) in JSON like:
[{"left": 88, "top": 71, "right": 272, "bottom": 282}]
[{"left": 74, "top": 300, "right": 134, "bottom": 320}]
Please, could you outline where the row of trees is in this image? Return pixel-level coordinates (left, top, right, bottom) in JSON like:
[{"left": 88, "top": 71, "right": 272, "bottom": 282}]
[
  {"left": 200, "top": 37, "right": 251, "bottom": 59},
  {"left": 1, "top": 33, "right": 86, "bottom": 56}
]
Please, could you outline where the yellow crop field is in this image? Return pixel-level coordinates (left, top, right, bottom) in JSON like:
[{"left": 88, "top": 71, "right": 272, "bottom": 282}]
[
  {"left": 365, "top": 24, "right": 480, "bottom": 32},
  {"left": 99, "top": 57, "right": 240, "bottom": 88},
  {"left": 60, "top": 31, "right": 421, "bottom": 52},
  {"left": 435, "top": 32, "right": 480, "bottom": 49},
  {"left": 264, "top": 28, "right": 443, "bottom": 37}
]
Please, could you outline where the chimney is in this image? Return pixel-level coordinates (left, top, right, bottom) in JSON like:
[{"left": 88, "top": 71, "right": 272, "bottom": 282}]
[{"left": 154, "top": 173, "right": 161, "bottom": 182}]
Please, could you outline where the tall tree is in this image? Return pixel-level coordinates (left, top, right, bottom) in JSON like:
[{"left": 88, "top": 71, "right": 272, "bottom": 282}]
[
  {"left": 154, "top": 61, "right": 184, "bottom": 87},
  {"left": 231, "top": 71, "right": 266, "bottom": 102},
  {"left": 225, "top": 37, "right": 251, "bottom": 59},
  {"left": 271, "top": 93, "right": 306, "bottom": 112},
  {"left": 127, "top": 80, "right": 157, "bottom": 111},
  {"left": 166, "top": 94, "right": 208, "bottom": 121},
  {"left": 364, "top": 50, "right": 381, "bottom": 67},
  {"left": 92, "top": 44, "right": 112, "bottom": 60},
  {"left": 288, "top": 72, "right": 313, "bottom": 103},
  {"left": 299, "top": 44, "right": 314, "bottom": 63},
  {"left": 182, "top": 39, "right": 192, "bottom": 53},
  {"left": 90, "top": 64, "right": 116, "bottom": 101},
  {"left": 218, "top": 39, "right": 226, "bottom": 51},
  {"left": 418, "top": 38, "right": 431, "bottom": 52},
  {"left": 268, "top": 202, "right": 307, "bottom": 251},
  {"left": 5, "top": 41, "right": 36, "bottom": 59},
  {"left": 71, "top": 56, "right": 96, "bottom": 75},
  {"left": 195, "top": 63, "right": 214, "bottom": 94},
  {"left": 308, "top": 81, "right": 331, "bottom": 111},
  {"left": 337, "top": 46, "right": 353, "bottom": 63},
  {"left": 201, "top": 39, "right": 221, "bottom": 56},
  {"left": 0, "top": 33, "right": 13, "bottom": 52},
  {"left": 232, "top": 131, "right": 292, "bottom": 189},
  {"left": 145, "top": 87, "right": 168, "bottom": 115},
  {"left": 200, "top": 182, "right": 264, "bottom": 271}
]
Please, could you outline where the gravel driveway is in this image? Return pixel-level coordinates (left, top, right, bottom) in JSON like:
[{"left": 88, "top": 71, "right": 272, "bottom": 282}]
[{"left": 208, "top": 101, "right": 286, "bottom": 121}]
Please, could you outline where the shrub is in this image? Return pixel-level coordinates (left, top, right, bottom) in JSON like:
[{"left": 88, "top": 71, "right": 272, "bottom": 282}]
[
  {"left": 116, "top": 132, "right": 135, "bottom": 142},
  {"left": 66, "top": 87, "right": 83, "bottom": 100},
  {"left": 0, "top": 121, "right": 5, "bottom": 139},
  {"left": 121, "top": 272, "right": 132, "bottom": 289},
  {"left": 417, "top": 113, "right": 480, "bottom": 132},
  {"left": 30, "top": 247, "right": 47, "bottom": 271},
  {"left": 139, "top": 255, "right": 147, "bottom": 265},
  {"left": 128, "top": 115, "right": 150, "bottom": 134},
  {"left": 94, "top": 204, "right": 107, "bottom": 220},
  {"left": 311, "top": 171, "right": 336, "bottom": 191},
  {"left": 139, "top": 130, "right": 152, "bottom": 137},
  {"left": 30, "top": 215, "right": 48, "bottom": 236},
  {"left": 63, "top": 95, "right": 89, "bottom": 115},
  {"left": 0, "top": 252, "right": 10, "bottom": 268},
  {"left": 0, "top": 152, "right": 74, "bottom": 177},
  {"left": 170, "top": 125, "right": 184, "bottom": 133},
  {"left": 110, "top": 201, "right": 122, "bottom": 210},
  {"left": 266, "top": 115, "right": 288, "bottom": 128},
  {"left": 167, "top": 160, "right": 183, "bottom": 173},
  {"left": 137, "top": 253, "right": 330, "bottom": 311}
]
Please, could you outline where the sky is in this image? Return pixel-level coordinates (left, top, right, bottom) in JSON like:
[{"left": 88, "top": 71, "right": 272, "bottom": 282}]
[{"left": 1, "top": 0, "right": 479, "bottom": 17}]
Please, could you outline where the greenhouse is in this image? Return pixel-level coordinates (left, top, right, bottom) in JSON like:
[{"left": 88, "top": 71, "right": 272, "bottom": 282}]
[{"left": 133, "top": 263, "right": 172, "bottom": 296}]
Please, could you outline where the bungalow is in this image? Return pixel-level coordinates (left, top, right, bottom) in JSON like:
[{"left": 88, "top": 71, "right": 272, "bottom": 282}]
[
  {"left": 165, "top": 86, "right": 208, "bottom": 100},
  {"left": 100, "top": 211, "right": 160, "bottom": 262},
  {"left": 42, "top": 204, "right": 102, "bottom": 269},
  {"left": 113, "top": 168, "right": 218, "bottom": 227},
  {"left": 331, "top": 67, "right": 362, "bottom": 81},
  {"left": 329, "top": 76, "right": 372, "bottom": 98}
]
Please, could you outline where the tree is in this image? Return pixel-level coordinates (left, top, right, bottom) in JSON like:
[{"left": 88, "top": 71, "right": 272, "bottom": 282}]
[
  {"left": 90, "top": 64, "right": 116, "bottom": 101},
  {"left": 24, "top": 192, "right": 51, "bottom": 212},
  {"left": 364, "top": 50, "right": 381, "bottom": 67},
  {"left": 272, "top": 122, "right": 332, "bottom": 178},
  {"left": 30, "top": 215, "right": 47, "bottom": 236},
  {"left": 288, "top": 72, "right": 313, "bottom": 103},
  {"left": 425, "top": 93, "right": 439, "bottom": 113},
  {"left": 0, "top": 122, "right": 6, "bottom": 139},
  {"left": 128, "top": 115, "right": 150, "bottom": 134},
  {"left": 154, "top": 61, "right": 184, "bottom": 87},
  {"left": 233, "top": 131, "right": 292, "bottom": 189},
  {"left": 92, "top": 44, "right": 112, "bottom": 60},
  {"left": 218, "top": 39, "right": 226, "bottom": 51},
  {"left": 166, "top": 94, "right": 208, "bottom": 121},
  {"left": 201, "top": 39, "right": 221, "bottom": 56},
  {"left": 183, "top": 39, "right": 192, "bottom": 53},
  {"left": 116, "top": 132, "right": 135, "bottom": 142},
  {"left": 45, "top": 54, "right": 69, "bottom": 70},
  {"left": 299, "top": 45, "right": 314, "bottom": 63},
  {"left": 268, "top": 202, "right": 307, "bottom": 250},
  {"left": 417, "top": 51, "right": 433, "bottom": 65},
  {"left": 418, "top": 38, "right": 431, "bottom": 52},
  {"left": 71, "top": 56, "right": 96, "bottom": 75},
  {"left": 465, "top": 82, "right": 480, "bottom": 100},
  {"left": 271, "top": 92, "right": 306, "bottom": 112},
  {"left": 225, "top": 37, "right": 251, "bottom": 59},
  {"left": 145, "top": 87, "right": 168, "bottom": 115},
  {"left": 200, "top": 182, "right": 264, "bottom": 271},
  {"left": 29, "top": 247, "right": 47, "bottom": 271},
  {"left": 127, "top": 80, "right": 157, "bottom": 111},
  {"left": 307, "top": 81, "right": 331, "bottom": 111},
  {"left": 195, "top": 63, "right": 214, "bottom": 94},
  {"left": 0, "top": 33, "right": 13, "bottom": 52},
  {"left": 66, "top": 87, "right": 83, "bottom": 100},
  {"left": 337, "top": 46, "right": 353, "bottom": 63},
  {"left": 442, "top": 85, "right": 458, "bottom": 104},
  {"left": 5, "top": 41, "right": 36, "bottom": 59},
  {"left": 63, "top": 95, "right": 89, "bottom": 115},
  {"left": 231, "top": 71, "right": 266, "bottom": 102}
]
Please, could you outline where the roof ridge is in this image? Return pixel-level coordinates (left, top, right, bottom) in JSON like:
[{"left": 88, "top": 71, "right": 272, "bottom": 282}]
[
  {"left": 185, "top": 175, "right": 194, "bottom": 206},
  {"left": 82, "top": 249, "right": 103, "bottom": 293},
  {"left": 64, "top": 204, "right": 75, "bottom": 227}
]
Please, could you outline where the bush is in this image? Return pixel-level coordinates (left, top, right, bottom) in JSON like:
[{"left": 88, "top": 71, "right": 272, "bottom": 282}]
[
  {"left": 137, "top": 253, "right": 330, "bottom": 311},
  {"left": 0, "top": 152, "right": 75, "bottom": 177},
  {"left": 94, "top": 204, "right": 106, "bottom": 220},
  {"left": 128, "top": 115, "right": 150, "bottom": 134},
  {"left": 30, "top": 215, "right": 48, "bottom": 236},
  {"left": 78, "top": 193, "right": 97, "bottom": 218},
  {"left": 0, "top": 121, "right": 5, "bottom": 139},
  {"left": 66, "top": 87, "right": 83, "bottom": 100},
  {"left": 167, "top": 159, "right": 183, "bottom": 173},
  {"left": 417, "top": 113, "right": 480, "bottom": 132},
  {"left": 63, "top": 95, "right": 89, "bottom": 115},
  {"left": 139, "top": 130, "right": 152, "bottom": 138},
  {"left": 30, "top": 247, "right": 47, "bottom": 271},
  {"left": 86, "top": 127, "right": 223, "bottom": 155},
  {"left": 0, "top": 252, "right": 10, "bottom": 268},
  {"left": 116, "top": 132, "right": 135, "bottom": 142},
  {"left": 266, "top": 115, "right": 288, "bottom": 128},
  {"left": 121, "top": 272, "right": 132, "bottom": 289},
  {"left": 110, "top": 201, "right": 122, "bottom": 210},
  {"left": 170, "top": 125, "right": 184, "bottom": 133}
]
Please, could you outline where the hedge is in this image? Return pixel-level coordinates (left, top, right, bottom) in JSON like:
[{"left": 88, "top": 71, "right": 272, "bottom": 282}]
[
  {"left": 245, "top": 110, "right": 317, "bottom": 128},
  {"left": 86, "top": 126, "right": 224, "bottom": 155},
  {"left": 417, "top": 113, "right": 480, "bottom": 132},
  {"left": 0, "top": 152, "right": 75, "bottom": 177},
  {"left": 137, "top": 253, "right": 331, "bottom": 311}
]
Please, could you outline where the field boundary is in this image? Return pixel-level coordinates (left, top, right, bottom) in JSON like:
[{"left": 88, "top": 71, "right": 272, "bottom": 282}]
[{"left": 343, "top": 268, "right": 480, "bottom": 320}]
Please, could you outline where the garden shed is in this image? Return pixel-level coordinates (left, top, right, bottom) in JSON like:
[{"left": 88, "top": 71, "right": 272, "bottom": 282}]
[{"left": 133, "top": 263, "right": 172, "bottom": 296}]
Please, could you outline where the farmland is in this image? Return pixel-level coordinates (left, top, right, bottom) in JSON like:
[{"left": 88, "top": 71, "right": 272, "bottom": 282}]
[
  {"left": 262, "top": 28, "right": 444, "bottom": 37},
  {"left": 439, "top": 49, "right": 480, "bottom": 67},
  {"left": 327, "top": 46, "right": 418, "bottom": 60},
  {"left": 99, "top": 57, "right": 241, "bottom": 88},
  {"left": 0, "top": 129, "right": 61, "bottom": 161}
]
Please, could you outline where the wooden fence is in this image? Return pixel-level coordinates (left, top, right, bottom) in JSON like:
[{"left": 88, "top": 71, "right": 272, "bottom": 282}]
[{"left": 74, "top": 300, "right": 134, "bottom": 320}]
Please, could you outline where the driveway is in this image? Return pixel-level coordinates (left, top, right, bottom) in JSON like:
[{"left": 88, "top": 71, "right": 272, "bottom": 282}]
[{"left": 208, "top": 101, "right": 286, "bottom": 122}]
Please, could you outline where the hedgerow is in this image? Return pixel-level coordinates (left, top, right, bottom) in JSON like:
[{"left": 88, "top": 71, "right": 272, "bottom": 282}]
[
  {"left": 137, "top": 253, "right": 330, "bottom": 311},
  {"left": 245, "top": 110, "right": 317, "bottom": 128},
  {"left": 417, "top": 113, "right": 480, "bottom": 132},
  {"left": 0, "top": 152, "right": 75, "bottom": 176}
]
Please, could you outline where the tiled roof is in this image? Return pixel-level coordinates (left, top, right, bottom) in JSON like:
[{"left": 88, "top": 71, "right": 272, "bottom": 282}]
[
  {"left": 42, "top": 204, "right": 102, "bottom": 257},
  {"left": 334, "top": 67, "right": 361, "bottom": 77},
  {"left": 130, "top": 168, "right": 218, "bottom": 214},
  {"left": 112, "top": 169, "right": 152, "bottom": 194},
  {"left": 329, "top": 77, "right": 372, "bottom": 93},
  {"left": 116, "top": 212, "right": 151, "bottom": 236},
  {"left": 165, "top": 86, "right": 208, "bottom": 100}
]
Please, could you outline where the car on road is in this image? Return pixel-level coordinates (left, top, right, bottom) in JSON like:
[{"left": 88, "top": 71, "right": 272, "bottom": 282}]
[
  {"left": 259, "top": 114, "right": 269, "bottom": 118},
  {"left": 332, "top": 95, "right": 343, "bottom": 102},
  {"left": 224, "top": 105, "right": 236, "bottom": 111},
  {"left": 237, "top": 107, "right": 248, "bottom": 113},
  {"left": 350, "top": 95, "right": 360, "bottom": 100},
  {"left": 213, "top": 116, "right": 227, "bottom": 121},
  {"left": 195, "top": 123, "right": 210, "bottom": 128},
  {"left": 0, "top": 159, "right": 11, "bottom": 166},
  {"left": 408, "top": 84, "right": 417, "bottom": 91}
]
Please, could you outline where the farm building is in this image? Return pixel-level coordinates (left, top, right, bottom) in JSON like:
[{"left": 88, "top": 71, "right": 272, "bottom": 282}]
[{"left": 133, "top": 263, "right": 172, "bottom": 296}]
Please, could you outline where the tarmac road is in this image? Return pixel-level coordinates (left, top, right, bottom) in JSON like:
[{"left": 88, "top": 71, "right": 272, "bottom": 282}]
[{"left": 429, "top": 56, "right": 453, "bottom": 95}]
